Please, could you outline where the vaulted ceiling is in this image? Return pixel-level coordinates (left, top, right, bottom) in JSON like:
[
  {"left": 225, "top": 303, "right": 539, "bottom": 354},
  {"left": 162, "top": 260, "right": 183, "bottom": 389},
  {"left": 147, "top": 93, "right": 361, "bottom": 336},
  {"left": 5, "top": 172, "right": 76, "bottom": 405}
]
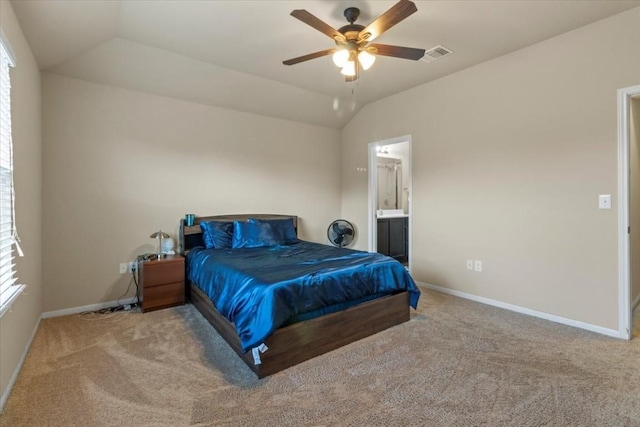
[{"left": 10, "top": 0, "right": 640, "bottom": 128}]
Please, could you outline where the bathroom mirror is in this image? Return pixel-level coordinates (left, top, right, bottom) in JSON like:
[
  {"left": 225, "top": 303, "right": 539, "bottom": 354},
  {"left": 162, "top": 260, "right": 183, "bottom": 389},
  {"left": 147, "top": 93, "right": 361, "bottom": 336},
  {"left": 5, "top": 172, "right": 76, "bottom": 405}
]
[{"left": 376, "top": 157, "right": 402, "bottom": 210}]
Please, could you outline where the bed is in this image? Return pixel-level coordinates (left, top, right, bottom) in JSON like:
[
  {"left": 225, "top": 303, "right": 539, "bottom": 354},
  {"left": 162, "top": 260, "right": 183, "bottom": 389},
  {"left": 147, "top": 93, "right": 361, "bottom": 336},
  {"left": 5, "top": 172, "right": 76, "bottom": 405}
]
[{"left": 179, "top": 214, "right": 420, "bottom": 378}]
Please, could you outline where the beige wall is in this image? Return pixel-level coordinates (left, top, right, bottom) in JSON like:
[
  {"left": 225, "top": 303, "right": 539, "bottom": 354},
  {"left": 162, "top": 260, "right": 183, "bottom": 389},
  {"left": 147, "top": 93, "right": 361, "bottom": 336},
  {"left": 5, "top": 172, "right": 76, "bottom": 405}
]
[
  {"left": 341, "top": 8, "right": 640, "bottom": 330},
  {"left": 42, "top": 73, "right": 341, "bottom": 312},
  {"left": 631, "top": 96, "right": 640, "bottom": 307},
  {"left": 0, "top": 1, "right": 43, "bottom": 407}
]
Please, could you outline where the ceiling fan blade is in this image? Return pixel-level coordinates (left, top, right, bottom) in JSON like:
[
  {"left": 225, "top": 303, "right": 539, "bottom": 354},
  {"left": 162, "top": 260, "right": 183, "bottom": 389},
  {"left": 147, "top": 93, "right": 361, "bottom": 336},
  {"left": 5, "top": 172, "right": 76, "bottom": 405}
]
[
  {"left": 368, "top": 43, "right": 425, "bottom": 60},
  {"left": 358, "top": 0, "right": 418, "bottom": 43},
  {"left": 345, "top": 75, "right": 358, "bottom": 82},
  {"left": 290, "top": 10, "right": 346, "bottom": 44},
  {"left": 283, "top": 48, "right": 336, "bottom": 66}
]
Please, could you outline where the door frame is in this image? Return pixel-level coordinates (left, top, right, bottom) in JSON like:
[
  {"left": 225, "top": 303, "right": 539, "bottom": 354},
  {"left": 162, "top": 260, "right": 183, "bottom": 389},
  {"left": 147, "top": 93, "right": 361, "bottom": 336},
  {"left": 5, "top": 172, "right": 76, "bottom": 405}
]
[
  {"left": 617, "top": 84, "right": 640, "bottom": 340},
  {"left": 368, "top": 135, "right": 412, "bottom": 272}
]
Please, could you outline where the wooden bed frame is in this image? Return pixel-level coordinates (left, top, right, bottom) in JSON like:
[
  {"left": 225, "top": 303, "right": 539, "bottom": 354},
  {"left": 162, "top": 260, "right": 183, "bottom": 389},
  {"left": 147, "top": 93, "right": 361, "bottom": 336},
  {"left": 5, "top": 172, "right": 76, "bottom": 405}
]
[{"left": 179, "top": 214, "right": 411, "bottom": 378}]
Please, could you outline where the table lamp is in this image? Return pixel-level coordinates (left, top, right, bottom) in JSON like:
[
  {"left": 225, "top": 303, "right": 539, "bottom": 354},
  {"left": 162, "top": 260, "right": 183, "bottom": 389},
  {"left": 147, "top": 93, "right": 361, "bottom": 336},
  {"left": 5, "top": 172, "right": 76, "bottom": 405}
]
[{"left": 150, "top": 230, "right": 170, "bottom": 260}]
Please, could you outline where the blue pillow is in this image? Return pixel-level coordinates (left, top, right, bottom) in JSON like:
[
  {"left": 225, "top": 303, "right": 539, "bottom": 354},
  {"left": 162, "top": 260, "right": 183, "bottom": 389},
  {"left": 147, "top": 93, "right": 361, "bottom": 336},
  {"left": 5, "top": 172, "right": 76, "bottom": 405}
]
[
  {"left": 232, "top": 220, "right": 281, "bottom": 249},
  {"left": 251, "top": 218, "right": 298, "bottom": 244},
  {"left": 200, "top": 221, "right": 234, "bottom": 249}
]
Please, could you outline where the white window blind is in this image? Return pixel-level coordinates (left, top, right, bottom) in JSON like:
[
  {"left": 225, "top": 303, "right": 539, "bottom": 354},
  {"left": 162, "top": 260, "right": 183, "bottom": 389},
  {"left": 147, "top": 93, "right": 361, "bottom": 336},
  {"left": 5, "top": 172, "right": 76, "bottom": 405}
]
[{"left": 0, "top": 37, "right": 24, "bottom": 317}]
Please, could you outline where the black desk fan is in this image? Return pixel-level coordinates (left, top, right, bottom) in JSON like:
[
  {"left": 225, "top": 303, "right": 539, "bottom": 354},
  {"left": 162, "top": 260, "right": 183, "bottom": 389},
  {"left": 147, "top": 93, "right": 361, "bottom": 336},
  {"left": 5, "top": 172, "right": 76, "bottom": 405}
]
[{"left": 327, "top": 220, "right": 355, "bottom": 248}]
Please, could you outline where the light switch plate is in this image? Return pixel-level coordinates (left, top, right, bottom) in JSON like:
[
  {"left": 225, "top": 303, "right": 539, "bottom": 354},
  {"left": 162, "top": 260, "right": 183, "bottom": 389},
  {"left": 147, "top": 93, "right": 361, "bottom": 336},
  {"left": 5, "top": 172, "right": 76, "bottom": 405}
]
[{"left": 599, "top": 194, "right": 611, "bottom": 210}]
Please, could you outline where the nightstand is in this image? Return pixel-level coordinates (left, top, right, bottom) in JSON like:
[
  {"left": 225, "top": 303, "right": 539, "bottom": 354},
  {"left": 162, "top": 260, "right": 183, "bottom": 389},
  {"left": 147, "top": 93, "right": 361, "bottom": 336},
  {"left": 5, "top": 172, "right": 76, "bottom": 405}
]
[{"left": 138, "top": 255, "right": 185, "bottom": 313}]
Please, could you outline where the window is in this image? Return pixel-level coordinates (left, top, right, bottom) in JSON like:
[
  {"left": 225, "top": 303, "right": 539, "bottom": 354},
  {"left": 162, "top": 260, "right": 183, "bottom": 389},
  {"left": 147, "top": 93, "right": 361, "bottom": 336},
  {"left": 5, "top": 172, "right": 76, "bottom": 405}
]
[{"left": 0, "top": 34, "right": 24, "bottom": 317}]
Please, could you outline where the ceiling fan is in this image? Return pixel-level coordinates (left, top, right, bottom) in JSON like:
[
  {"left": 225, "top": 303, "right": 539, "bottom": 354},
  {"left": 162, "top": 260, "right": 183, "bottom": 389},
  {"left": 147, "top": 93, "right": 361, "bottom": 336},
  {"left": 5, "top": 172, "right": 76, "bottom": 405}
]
[{"left": 283, "top": 0, "right": 425, "bottom": 82}]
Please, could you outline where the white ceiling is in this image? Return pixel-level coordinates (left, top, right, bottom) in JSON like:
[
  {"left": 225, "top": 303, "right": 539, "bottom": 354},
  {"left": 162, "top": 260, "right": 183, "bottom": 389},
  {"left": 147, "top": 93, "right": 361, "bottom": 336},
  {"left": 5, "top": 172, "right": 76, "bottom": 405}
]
[{"left": 10, "top": 0, "right": 640, "bottom": 128}]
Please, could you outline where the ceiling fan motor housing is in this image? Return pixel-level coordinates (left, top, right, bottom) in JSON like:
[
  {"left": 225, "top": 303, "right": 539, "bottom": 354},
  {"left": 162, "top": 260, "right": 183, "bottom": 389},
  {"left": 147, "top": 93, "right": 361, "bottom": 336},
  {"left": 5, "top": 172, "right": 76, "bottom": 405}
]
[{"left": 338, "top": 24, "right": 365, "bottom": 38}]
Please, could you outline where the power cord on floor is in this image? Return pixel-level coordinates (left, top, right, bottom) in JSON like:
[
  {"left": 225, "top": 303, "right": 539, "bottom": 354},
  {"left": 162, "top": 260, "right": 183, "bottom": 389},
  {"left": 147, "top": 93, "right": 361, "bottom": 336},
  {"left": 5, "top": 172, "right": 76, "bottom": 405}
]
[{"left": 78, "top": 264, "right": 141, "bottom": 320}]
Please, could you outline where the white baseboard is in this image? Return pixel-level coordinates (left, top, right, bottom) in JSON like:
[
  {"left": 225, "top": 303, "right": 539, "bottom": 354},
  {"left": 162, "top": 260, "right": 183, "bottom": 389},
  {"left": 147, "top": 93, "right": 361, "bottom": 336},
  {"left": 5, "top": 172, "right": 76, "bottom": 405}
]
[
  {"left": 417, "top": 282, "right": 623, "bottom": 339},
  {"left": 0, "top": 318, "right": 40, "bottom": 413},
  {"left": 41, "top": 296, "right": 138, "bottom": 319}
]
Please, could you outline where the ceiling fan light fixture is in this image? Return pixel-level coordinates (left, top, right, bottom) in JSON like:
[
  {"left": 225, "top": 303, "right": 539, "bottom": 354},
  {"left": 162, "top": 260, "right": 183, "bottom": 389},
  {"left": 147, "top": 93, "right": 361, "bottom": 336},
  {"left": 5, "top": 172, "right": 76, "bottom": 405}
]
[
  {"left": 283, "top": 1, "right": 423, "bottom": 82},
  {"left": 358, "top": 50, "right": 376, "bottom": 70},
  {"left": 332, "top": 49, "right": 350, "bottom": 68},
  {"left": 341, "top": 60, "right": 356, "bottom": 77}
]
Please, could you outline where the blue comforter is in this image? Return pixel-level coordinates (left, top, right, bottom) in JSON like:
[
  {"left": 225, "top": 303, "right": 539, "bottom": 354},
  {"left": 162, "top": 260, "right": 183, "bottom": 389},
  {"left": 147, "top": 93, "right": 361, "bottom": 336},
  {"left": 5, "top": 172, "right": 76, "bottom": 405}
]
[{"left": 187, "top": 241, "right": 420, "bottom": 352}]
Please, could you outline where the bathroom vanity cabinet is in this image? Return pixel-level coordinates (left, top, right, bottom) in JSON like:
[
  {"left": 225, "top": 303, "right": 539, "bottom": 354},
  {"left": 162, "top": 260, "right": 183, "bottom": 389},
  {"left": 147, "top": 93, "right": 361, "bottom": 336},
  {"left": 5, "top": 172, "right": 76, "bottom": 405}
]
[{"left": 377, "top": 216, "right": 408, "bottom": 265}]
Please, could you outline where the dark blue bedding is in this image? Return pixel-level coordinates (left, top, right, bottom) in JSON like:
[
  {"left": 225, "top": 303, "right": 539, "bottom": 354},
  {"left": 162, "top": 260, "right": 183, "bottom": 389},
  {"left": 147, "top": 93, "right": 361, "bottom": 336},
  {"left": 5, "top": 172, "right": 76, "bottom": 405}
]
[{"left": 187, "top": 241, "right": 420, "bottom": 352}]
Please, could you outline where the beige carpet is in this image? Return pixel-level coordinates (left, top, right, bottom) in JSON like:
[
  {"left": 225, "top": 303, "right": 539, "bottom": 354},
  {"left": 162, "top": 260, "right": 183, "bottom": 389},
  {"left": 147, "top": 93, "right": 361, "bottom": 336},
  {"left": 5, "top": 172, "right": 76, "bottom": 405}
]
[{"left": 2, "top": 289, "right": 640, "bottom": 426}]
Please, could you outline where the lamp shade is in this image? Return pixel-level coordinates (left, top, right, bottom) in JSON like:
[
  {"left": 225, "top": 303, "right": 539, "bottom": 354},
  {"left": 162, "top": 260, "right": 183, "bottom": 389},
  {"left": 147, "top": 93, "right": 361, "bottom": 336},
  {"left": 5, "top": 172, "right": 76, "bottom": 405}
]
[
  {"left": 358, "top": 50, "right": 376, "bottom": 70},
  {"left": 332, "top": 49, "right": 349, "bottom": 68},
  {"left": 341, "top": 60, "right": 356, "bottom": 77},
  {"left": 150, "top": 231, "right": 170, "bottom": 239}
]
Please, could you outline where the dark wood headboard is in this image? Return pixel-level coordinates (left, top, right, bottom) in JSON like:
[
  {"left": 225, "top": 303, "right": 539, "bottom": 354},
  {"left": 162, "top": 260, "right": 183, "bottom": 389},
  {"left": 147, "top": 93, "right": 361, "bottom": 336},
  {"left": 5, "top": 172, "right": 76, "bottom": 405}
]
[{"left": 179, "top": 214, "right": 298, "bottom": 255}]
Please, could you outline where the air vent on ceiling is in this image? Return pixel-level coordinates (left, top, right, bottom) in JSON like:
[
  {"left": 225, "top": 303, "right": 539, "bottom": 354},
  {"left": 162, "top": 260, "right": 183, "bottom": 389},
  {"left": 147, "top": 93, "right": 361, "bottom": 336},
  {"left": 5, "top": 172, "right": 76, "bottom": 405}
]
[{"left": 422, "top": 45, "right": 452, "bottom": 63}]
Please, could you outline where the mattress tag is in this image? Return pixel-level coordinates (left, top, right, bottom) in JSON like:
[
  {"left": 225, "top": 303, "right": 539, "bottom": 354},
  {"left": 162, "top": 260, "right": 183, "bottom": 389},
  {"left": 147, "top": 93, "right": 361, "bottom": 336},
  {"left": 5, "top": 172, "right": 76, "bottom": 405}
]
[
  {"left": 252, "top": 348, "right": 262, "bottom": 365},
  {"left": 258, "top": 343, "right": 268, "bottom": 353}
]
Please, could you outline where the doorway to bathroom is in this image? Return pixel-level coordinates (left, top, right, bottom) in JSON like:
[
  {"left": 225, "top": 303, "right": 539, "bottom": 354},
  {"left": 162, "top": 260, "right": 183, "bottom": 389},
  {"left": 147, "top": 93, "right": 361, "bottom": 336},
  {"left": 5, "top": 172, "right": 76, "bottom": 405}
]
[{"left": 368, "top": 135, "right": 412, "bottom": 271}]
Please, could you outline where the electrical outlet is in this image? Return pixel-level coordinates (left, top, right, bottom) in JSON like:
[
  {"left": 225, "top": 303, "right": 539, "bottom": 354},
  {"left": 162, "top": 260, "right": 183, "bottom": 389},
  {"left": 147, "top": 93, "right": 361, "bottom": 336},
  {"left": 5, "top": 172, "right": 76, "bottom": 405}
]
[
  {"left": 466, "top": 260, "right": 473, "bottom": 270},
  {"left": 474, "top": 260, "right": 483, "bottom": 272},
  {"left": 119, "top": 263, "right": 127, "bottom": 274},
  {"left": 128, "top": 261, "right": 137, "bottom": 273}
]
